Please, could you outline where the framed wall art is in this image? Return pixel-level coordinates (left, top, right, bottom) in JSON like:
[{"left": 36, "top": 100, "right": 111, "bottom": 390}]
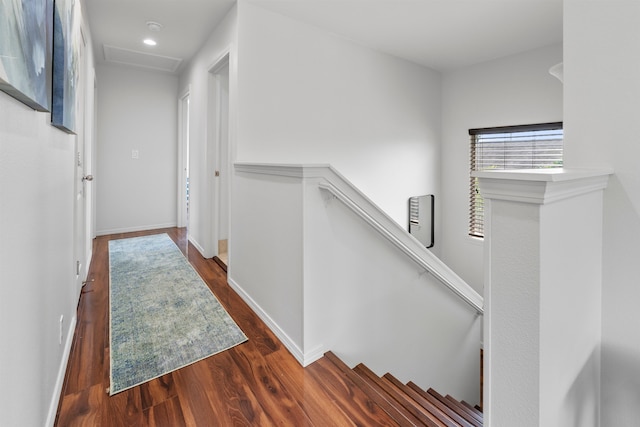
[
  {"left": 0, "top": 0, "right": 53, "bottom": 111},
  {"left": 51, "top": 0, "right": 80, "bottom": 134}
]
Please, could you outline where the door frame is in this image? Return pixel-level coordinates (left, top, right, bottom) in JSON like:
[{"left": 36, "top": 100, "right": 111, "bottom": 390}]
[
  {"left": 73, "top": 25, "right": 90, "bottom": 296},
  {"left": 177, "top": 87, "right": 191, "bottom": 229},
  {"left": 208, "top": 51, "right": 231, "bottom": 261}
]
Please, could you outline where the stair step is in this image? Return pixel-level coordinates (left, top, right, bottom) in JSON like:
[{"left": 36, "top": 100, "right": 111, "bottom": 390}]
[
  {"left": 447, "top": 396, "right": 483, "bottom": 423},
  {"left": 323, "top": 352, "right": 417, "bottom": 427},
  {"left": 318, "top": 351, "right": 482, "bottom": 427},
  {"left": 305, "top": 355, "right": 400, "bottom": 426},
  {"left": 426, "top": 389, "right": 483, "bottom": 427},
  {"left": 351, "top": 363, "right": 429, "bottom": 426},
  {"left": 379, "top": 373, "right": 455, "bottom": 427},
  {"left": 461, "top": 401, "right": 482, "bottom": 417},
  {"left": 354, "top": 363, "right": 446, "bottom": 427},
  {"left": 384, "top": 377, "right": 474, "bottom": 427}
]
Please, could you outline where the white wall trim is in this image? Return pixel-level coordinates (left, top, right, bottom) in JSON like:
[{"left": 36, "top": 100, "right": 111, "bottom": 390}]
[
  {"left": 236, "top": 162, "right": 484, "bottom": 314},
  {"left": 207, "top": 51, "right": 232, "bottom": 260},
  {"left": 208, "top": 49, "right": 231, "bottom": 74},
  {"left": 188, "top": 235, "right": 207, "bottom": 259},
  {"left": 474, "top": 168, "right": 613, "bottom": 205},
  {"left": 83, "top": 248, "right": 93, "bottom": 281},
  {"left": 235, "top": 162, "right": 332, "bottom": 178},
  {"left": 96, "top": 222, "right": 177, "bottom": 236},
  {"left": 177, "top": 86, "right": 191, "bottom": 228},
  {"left": 46, "top": 314, "right": 77, "bottom": 427},
  {"left": 226, "top": 276, "right": 309, "bottom": 365}
]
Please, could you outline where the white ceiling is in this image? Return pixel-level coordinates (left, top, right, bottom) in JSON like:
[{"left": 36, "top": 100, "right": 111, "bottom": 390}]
[
  {"left": 254, "top": 0, "right": 563, "bottom": 71},
  {"left": 83, "top": 0, "right": 562, "bottom": 74},
  {"left": 83, "top": 0, "right": 235, "bottom": 73}
]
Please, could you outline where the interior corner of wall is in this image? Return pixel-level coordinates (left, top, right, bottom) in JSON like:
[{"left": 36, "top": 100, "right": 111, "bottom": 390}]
[{"left": 302, "top": 344, "right": 326, "bottom": 367}]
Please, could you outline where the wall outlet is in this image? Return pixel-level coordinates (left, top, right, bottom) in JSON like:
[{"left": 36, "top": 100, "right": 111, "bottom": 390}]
[
  {"left": 132, "top": 149, "right": 139, "bottom": 159},
  {"left": 59, "top": 315, "right": 64, "bottom": 345}
]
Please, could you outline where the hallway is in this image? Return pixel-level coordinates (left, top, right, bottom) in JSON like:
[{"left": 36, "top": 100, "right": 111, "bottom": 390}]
[{"left": 55, "top": 227, "right": 392, "bottom": 425}]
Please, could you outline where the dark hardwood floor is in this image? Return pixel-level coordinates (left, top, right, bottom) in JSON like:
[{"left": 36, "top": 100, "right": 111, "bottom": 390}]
[{"left": 54, "top": 227, "right": 401, "bottom": 426}]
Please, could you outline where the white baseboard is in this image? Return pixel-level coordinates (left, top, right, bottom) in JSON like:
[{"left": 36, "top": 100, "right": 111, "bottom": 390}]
[
  {"left": 302, "top": 344, "right": 326, "bottom": 366},
  {"left": 188, "top": 236, "right": 209, "bottom": 259},
  {"left": 227, "top": 276, "right": 320, "bottom": 366},
  {"left": 46, "top": 314, "right": 77, "bottom": 427},
  {"left": 96, "top": 222, "right": 177, "bottom": 236}
]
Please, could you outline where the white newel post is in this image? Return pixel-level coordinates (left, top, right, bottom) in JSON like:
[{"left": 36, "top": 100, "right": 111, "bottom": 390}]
[{"left": 476, "top": 169, "right": 611, "bottom": 427}]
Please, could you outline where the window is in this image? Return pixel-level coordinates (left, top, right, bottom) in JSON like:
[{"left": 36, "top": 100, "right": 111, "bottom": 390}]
[{"left": 469, "top": 122, "right": 563, "bottom": 238}]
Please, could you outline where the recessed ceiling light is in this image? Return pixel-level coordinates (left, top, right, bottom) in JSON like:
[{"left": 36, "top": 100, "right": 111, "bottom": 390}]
[{"left": 143, "top": 38, "right": 157, "bottom": 46}]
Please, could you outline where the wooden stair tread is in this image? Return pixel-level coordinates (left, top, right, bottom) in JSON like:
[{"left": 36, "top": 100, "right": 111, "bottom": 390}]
[
  {"left": 379, "top": 373, "right": 454, "bottom": 427},
  {"left": 426, "top": 389, "right": 483, "bottom": 427},
  {"left": 351, "top": 363, "right": 428, "bottom": 426},
  {"left": 386, "top": 377, "right": 474, "bottom": 427},
  {"left": 319, "top": 352, "right": 482, "bottom": 427},
  {"left": 461, "top": 400, "right": 483, "bottom": 417},
  {"left": 323, "top": 351, "right": 417, "bottom": 427},
  {"left": 353, "top": 363, "right": 446, "bottom": 427},
  {"left": 306, "top": 356, "right": 401, "bottom": 426},
  {"left": 446, "top": 395, "right": 483, "bottom": 422},
  {"left": 407, "top": 382, "right": 479, "bottom": 427}
]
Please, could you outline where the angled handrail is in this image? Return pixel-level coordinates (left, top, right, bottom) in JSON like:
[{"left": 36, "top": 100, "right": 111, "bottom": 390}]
[
  {"left": 235, "top": 162, "right": 484, "bottom": 314},
  {"left": 318, "top": 180, "right": 483, "bottom": 314}
]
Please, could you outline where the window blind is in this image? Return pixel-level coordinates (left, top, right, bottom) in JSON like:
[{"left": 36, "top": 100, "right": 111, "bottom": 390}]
[{"left": 469, "top": 123, "right": 563, "bottom": 238}]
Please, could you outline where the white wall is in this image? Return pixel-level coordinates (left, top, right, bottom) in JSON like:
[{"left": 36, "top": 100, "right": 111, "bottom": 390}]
[
  {"left": 95, "top": 64, "right": 178, "bottom": 235},
  {"left": 0, "top": 9, "right": 95, "bottom": 426},
  {"left": 230, "top": 165, "right": 482, "bottom": 403},
  {"left": 303, "top": 174, "right": 481, "bottom": 403},
  {"left": 231, "top": 171, "right": 305, "bottom": 350},
  {"left": 178, "top": 6, "right": 236, "bottom": 257},
  {"left": 440, "top": 44, "right": 563, "bottom": 293},
  {"left": 564, "top": 2, "right": 640, "bottom": 424},
  {"left": 0, "top": 97, "right": 75, "bottom": 427},
  {"left": 539, "top": 189, "right": 603, "bottom": 427},
  {"left": 236, "top": 2, "right": 442, "bottom": 235},
  {"left": 220, "top": 2, "right": 486, "bottom": 400},
  {"left": 478, "top": 171, "right": 607, "bottom": 427}
]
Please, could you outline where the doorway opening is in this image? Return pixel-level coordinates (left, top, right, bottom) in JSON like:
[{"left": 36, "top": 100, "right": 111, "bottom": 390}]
[
  {"left": 178, "top": 89, "right": 190, "bottom": 255},
  {"left": 209, "top": 54, "right": 230, "bottom": 268},
  {"left": 74, "top": 25, "right": 90, "bottom": 296}
]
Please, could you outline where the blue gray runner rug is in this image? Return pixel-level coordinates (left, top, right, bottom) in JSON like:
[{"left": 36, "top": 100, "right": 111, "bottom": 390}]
[{"left": 108, "top": 233, "right": 247, "bottom": 395}]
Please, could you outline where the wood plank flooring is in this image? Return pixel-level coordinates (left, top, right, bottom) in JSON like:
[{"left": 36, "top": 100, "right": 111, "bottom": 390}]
[{"left": 54, "top": 228, "right": 401, "bottom": 426}]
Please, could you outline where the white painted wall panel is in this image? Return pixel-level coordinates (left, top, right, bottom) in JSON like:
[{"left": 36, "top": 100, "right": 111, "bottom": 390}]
[
  {"left": 230, "top": 165, "right": 481, "bottom": 402},
  {"left": 539, "top": 191, "right": 602, "bottom": 427},
  {"left": 95, "top": 64, "right": 178, "bottom": 235},
  {"left": 231, "top": 172, "right": 305, "bottom": 353},
  {"left": 440, "top": 44, "right": 563, "bottom": 293},
  {"left": 303, "top": 176, "right": 481, "bottom": 402},
  {"left": 177, "top": 5, "right": 236, "bottom": 257},
  {"left": 0, "top": 97, "right": 76, "bottom": 427},
  {"left": 480, "top": 171, "right": 607, "bottom": 427},
  {"left": 564, "top": 2, "right": 640, "bottom": 424},
  {"left": 236, "top": 2, "right": 442, "bottom": 237},
  {"left": 0, "top": 7, "right": 97, "bottom": 424}
]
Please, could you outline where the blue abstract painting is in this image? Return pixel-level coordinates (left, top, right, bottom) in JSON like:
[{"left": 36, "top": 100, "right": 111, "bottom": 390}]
[
  {"left": 0, "top": 0, "right": 53, "bottom": 111},
  {"left": 52, "top": 0, "right": 79, "bottom": 134}
]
